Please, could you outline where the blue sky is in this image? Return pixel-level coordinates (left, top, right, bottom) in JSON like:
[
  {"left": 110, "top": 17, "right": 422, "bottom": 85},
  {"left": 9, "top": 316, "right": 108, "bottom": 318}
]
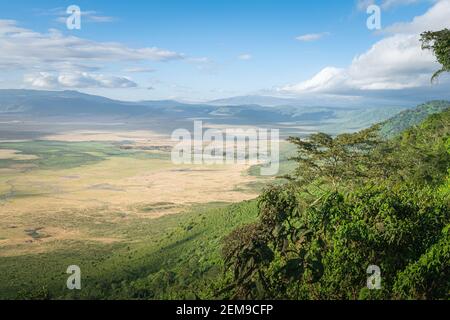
[{"left": 0, "top": 0, "right": 449, "bottom": 105}]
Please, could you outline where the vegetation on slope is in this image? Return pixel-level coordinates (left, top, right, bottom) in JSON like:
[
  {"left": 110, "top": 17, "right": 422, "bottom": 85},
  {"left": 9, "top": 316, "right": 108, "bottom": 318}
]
[
  {"left": 220, "top": 109, "right": 450, "bottom": 300},
  {"left": 0, "top": 201, "right": 259, "bottom": 299},
  {"left": 379, "top": 100, "right": 450, "bottom": 138}
]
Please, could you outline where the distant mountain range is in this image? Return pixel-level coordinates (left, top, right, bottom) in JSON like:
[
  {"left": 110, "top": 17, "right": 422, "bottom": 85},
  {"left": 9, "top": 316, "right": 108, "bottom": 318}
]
[
  {"left": 1, "top": 89, "right": 446, "bottom": 138},
  {"left": 0, "top": 89, "right": 396, "bottom": 115},
  {"left": 0, "top": 90, "right": 329, "bottom": 126}
]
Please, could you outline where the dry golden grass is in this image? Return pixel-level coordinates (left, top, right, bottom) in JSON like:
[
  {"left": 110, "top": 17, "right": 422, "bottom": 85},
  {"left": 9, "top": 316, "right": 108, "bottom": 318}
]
[
  {"left": 0, "top": 132, "right": 262, "bottom": 257},
  {"left": 42, "top": 130, "right": 171, "bottom": 145},
  {"left": 0, "top": 149, "right": 39, "bottom": 160}
]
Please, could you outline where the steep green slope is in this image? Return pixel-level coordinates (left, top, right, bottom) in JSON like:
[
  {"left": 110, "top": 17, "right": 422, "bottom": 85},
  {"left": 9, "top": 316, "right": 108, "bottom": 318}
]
[
  {"left": 220, "top": 108, "right": 450, "bottom": 300},
  {"left": 380, "top": 100, "right": 450, "bottom": 138}
]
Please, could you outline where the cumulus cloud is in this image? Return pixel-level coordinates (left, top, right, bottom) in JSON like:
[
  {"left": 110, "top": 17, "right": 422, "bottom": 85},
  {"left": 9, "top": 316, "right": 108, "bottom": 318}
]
[
  {"left": 282, "top": 67, "right": 346, "bottom": 93},
  {"left": 24, "top": 72, "right": 59, "bottom": 89},
  {"left": 24, "top": 72, "right": 138, "bottom": 89},
  {"left": 0, "top": 20, "right": 184, "bottom": 68},
  {"left": 0, "top": 19, "right": 190, "bottom": 89},
  {"left": 295, "top": 32, "right": 330, "bottom": 42},
  {"left": 281, "top": 0, "right": 450, "bottom": 98},
  {"left": 385, "top": 0, "right": 450, "bottom": 33}
]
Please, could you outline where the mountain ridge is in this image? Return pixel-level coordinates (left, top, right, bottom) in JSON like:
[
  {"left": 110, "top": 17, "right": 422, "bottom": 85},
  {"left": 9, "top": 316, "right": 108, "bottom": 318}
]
[
  {"left": 2, "top": 89, "right": 442, "bottom": 137},
  {"left": 380, "top": 100, "right": 450, "bottom": 138}
]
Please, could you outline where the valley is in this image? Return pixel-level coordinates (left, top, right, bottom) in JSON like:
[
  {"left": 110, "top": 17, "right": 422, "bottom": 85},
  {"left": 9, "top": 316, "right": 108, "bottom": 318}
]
[
  {"left": 0, "top": 131, "right": 265, "bottom": 299},
  {"left": 0, "top": 90, "right": 445, "bottom": 299},
  {"left": 0, "top": 135, "right": 262, "bottom": 256}
]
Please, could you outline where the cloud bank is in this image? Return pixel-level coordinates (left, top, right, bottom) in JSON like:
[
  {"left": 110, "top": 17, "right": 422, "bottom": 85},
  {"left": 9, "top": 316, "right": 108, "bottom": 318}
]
[
  {"left": 281, "top": 0, "right": 450, "bottom": 103},
  {"left": 24, "top": 72, "right": 138, "bottom": 89},
  {"left": 0, "top": 19, "right": 184, "bottom": 89}
]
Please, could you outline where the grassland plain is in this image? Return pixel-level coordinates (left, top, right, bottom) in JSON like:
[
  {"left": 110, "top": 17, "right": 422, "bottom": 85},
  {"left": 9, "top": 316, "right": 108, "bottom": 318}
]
[
  {"left": 0, "top": 200, "right": 259, "bottom": 299},
  {"left": 0, "top": 134, "right": 282, "bottom": 299}
]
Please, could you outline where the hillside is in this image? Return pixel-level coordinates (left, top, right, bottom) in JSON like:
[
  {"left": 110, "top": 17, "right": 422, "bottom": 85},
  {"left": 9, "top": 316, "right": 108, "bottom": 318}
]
[
  {"left": 219, "top": 107, "right": 450, "bottom": 300},
  {"left": 379, "top": 100, "right": 450, "bottom": 138}
]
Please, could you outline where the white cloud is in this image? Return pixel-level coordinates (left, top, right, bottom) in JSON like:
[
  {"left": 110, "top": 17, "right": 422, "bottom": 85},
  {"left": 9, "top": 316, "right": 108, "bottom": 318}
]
[
  {"left": 24, "top": 72, "right": 138, "bottom": 89},
  {"left": 238, "top": 54, "right": 253, "bottom": 60},
  {"left": 385, "top": 0, "right": 450, "bottom": 33},
  {"left": 282, "top": 67, "right": 346, "bottom": 92},
  {"left": 0, "top": 19, "right": 184, "bottom": 81},
  {"left": 281, "top": 1, "right": 450, "bottom": 97},
  {"left": 0, "top": 19, "right": 193, "bottom": 89},
  {"left": 0, "top": 20, "right": 184, "bottom": 67},
  {"left": 295, "top": 32, "right": 330, "bottom": 42},
  {"left": 24, "top": 72, "right": 59, "bottom": 89}
]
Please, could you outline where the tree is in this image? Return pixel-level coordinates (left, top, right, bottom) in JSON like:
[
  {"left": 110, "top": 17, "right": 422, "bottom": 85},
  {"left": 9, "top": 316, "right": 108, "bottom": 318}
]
[
  {"left": 421, "top": 29, "right": 450, "bottom": 82},
  {"left": 222, "top": 183, "right": 449, "bottom": 300},
  {"left": 285, "top": 126, "right": 382, "bottom": 195}
]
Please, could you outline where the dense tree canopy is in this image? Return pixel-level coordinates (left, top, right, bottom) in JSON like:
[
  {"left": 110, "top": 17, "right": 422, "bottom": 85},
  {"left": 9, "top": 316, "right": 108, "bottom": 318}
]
[
  {"left": 220, "top": 109, "right": 450, "bottom": 300},
  {"left": 421, "top": 29, "right": 450, "bottom": 82}
]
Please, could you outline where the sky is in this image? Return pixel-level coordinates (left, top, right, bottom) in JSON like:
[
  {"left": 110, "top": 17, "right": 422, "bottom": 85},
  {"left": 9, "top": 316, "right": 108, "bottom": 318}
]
[{"left": 0, "top": 0, "right": 449, "bottom": 106}]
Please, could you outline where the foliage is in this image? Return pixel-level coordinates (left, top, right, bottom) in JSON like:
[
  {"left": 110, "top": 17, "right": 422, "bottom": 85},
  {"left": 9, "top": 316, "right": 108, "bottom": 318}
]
[
  {"left": 222, "top": 223, "right": 274, "bottom": 299},
  {"left": 391, "top": 110, "right": 450, "bottom": 186},
  {"left": 379, "top": 100, "right": 450, "bottom": 138},
  {"left": 421, "top": 29, "right": 450, "bottom": 82},
  {"left": 392, "top": 224, "right": 450, "bottom": 299},
  {"left": 285, "top": 126, "right": 381, "bottom": 194},
  {"left": 221, "top": 108, "right": 450, "bottom": 300}
]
